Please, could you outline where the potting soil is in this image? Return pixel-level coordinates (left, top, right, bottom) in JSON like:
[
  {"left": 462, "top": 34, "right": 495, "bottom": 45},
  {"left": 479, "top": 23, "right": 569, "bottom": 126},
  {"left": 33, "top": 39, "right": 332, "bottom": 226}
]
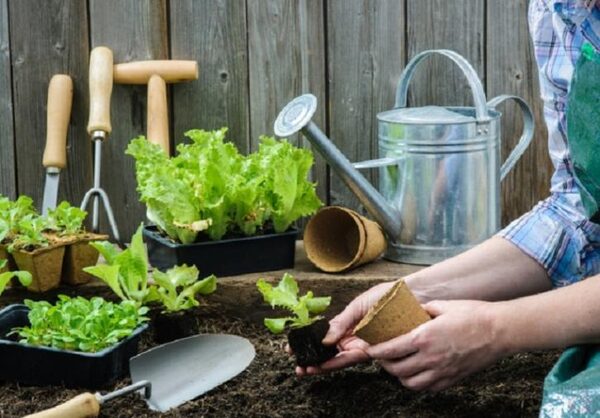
[{"left": 0, "top": 307, "right": 560, "bottom": 418}]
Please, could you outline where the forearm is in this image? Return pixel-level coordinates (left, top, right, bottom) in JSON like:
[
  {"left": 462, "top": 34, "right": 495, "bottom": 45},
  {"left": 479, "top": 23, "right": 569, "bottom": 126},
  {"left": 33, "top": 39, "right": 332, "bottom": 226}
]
[
  {"left": 494, "top": 275, "right": 600, "bottom": 354},
  {"left": 404, "top": 237, "right": 552, "bottom": 302}
]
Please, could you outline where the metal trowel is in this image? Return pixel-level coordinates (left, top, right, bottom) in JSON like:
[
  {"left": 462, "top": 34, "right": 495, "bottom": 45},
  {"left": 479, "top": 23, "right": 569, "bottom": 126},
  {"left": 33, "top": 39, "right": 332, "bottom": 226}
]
[{"left": 25, "top": 334, "right": 255, "bottom": 417}]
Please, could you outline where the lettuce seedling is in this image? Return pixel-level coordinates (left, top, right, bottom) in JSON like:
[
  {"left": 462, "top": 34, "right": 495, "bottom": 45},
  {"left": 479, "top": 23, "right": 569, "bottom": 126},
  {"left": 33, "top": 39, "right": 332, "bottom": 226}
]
[
  {"left": 126, "top": 129, "right": 322, "bottom": 244},
  {"left": 12, "top": 295, "right": 148, "bottom": 352},
  {"left": 0, "top": 259, "right": 32, "bottom": 295},
  {"left": 147, "top": 265, "right": 217, "bottom": 313},
  {"left": 84, "top": 223, "right": 151, "bottom": 305},
  {"left": 7, "top": 214, "right": 49, "bottom": 252},
  {"left": 0, "top": 195, "right": 38, "bottom": 244},
  {"left": 257, "top": 273, "right": 331, "bottom": 334},
  {"left": 45, "top": 201, "right": 87, "bottom": 236}
]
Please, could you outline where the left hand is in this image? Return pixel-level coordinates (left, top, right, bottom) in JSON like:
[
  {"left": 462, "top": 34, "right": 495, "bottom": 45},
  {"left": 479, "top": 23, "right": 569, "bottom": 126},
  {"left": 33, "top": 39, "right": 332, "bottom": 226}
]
[{"left": 366, "top": 300, "right": 508, "bottom": 392}]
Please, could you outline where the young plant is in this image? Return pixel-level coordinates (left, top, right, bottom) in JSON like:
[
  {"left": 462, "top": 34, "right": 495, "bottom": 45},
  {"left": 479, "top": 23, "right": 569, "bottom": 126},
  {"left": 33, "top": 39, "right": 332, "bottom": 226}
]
[
  {"left": 7, "top": 214, "right": 49, "bottom": 252},
  {"left": 257, "top": 273, "right": 331, "bottom": 334},
  {"left": 12, "top": 295, "right": 148, "bottom": 352},
  {"left": 0, "top": 195, "right": 38, "bottom": 244},
  {"left": 83, "top": 223, "right": 151, "bottom": 305},
  {"left": 0, "top": 259, "right": 32, "bottom": 295},
  {"left": 147, "top": 264, "right": 217, "bottom": 313},
  {"left": 45, "top": 201, "right": 87, "bottom": 236},
  {"left": 126, "top": 129, "right": 322, "bottom": 244}
]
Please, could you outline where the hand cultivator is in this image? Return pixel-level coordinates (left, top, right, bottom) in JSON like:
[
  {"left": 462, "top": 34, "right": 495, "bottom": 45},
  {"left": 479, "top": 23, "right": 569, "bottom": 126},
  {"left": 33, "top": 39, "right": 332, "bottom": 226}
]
[{"left": 79, "top": 46, "right": 121, "bottom": 243}]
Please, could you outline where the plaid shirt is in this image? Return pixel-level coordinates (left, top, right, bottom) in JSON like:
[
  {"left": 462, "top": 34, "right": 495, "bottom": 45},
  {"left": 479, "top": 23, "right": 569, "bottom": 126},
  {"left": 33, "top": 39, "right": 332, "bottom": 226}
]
[{"left": 529, "top": 0, "right": 600, "bottom": 208}]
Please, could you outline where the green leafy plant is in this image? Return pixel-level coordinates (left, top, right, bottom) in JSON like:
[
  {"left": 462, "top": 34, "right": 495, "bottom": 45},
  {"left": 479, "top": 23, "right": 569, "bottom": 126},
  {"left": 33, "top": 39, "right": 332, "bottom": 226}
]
[
  {"left": 45, "top": 201, "right": 87, "bottom": 236},
  {"left": 0, "top": 195, "right": 38, "bottom": 244},
  {"left": 7, "top": 214, "right": 49, "bottom": 252},
  {"left": 0, "top": 259, "right": 32, "bottom": 295},
  {"left": 11, "top": 295, "right": 148, "bottom": 352},
  {"left": 147, "top": 265, "right": 217, "bottom": 313},
  {"left": 257, "top": 273, "right": 331, "bottom": 334},
  {"left": 83, "top": 223, "right": 151, "bottom": 305},
  {"left": 84, "top": 224, "right": 218, "bottom": 313},
  {"left": 126, "top": 128, "right": 322, "bottom": 244}
]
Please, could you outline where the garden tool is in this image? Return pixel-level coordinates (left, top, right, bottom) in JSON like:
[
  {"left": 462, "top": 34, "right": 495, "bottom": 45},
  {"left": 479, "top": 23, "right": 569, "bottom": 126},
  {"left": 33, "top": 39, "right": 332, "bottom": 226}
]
[
  {"left": 274, "top": 49, "right": 534, "bottom": 265},
  {"left": 113, "top": 59, "right": 199, "bottom": 154},
  {"left": 80, "top": 46, "right": 120, "bottom": 243},
  {"left": 41, "top": 74, "right": 73, "bottom": 215},
  {"left": 25, "top": 333, "right": 256, "bottom": 417}
]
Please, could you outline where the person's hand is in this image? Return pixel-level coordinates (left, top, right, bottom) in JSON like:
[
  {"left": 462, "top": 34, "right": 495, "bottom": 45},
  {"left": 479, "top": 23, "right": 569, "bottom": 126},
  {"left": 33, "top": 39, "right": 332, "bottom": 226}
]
[
  {"left": 366, "top": 300, "right": 508, "bottom": 391},
  {"left": 293, "top": 280, "right": 398, "bottom": 376}
]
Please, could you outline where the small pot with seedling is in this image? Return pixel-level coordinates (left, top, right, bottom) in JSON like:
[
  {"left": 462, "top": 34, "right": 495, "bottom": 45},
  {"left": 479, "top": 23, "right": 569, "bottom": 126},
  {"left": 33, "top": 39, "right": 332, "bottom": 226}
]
[
  {"left": 147, "top": 265, "right": 216, "bottom": 343},
  {"left": 257, "top": 273, "right": 338, "bottom": 367},
  {"left": 84, "top": 224, "right": 218, "bottom": 344},
  {"left": 45, "top": 201, "right": 107, "bottom": 285},
  {"left": 127, "top": 129, "right": 322, "bottom": 277}
]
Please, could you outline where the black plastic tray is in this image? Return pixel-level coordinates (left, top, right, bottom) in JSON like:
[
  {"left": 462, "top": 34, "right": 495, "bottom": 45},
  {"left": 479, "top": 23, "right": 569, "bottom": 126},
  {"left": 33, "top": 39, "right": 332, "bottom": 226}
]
[
  {"left": 0, "top": 304, "right": 147, "bottom": 388},
  {"left": 143, "top": 225, "right": 298, "bottom": 277}
]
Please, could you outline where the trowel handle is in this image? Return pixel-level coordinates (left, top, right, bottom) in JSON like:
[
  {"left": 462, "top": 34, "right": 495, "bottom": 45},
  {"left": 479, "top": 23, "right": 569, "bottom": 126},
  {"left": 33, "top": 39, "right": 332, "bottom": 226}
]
[
  {"left": 87, "top": 46, "right": 113, "bottom": 136},
  {"left": 487, "top": 95, "right": 535, "bottom": 181},
  {"left": 24, "top": 393, "right": 100, "bottom": 418},
  {"left": 43, "top": 74, "right": 73, "bottom": 169},
  {"left": 147, "top": 74, "right": 170, "bottom": 154}
]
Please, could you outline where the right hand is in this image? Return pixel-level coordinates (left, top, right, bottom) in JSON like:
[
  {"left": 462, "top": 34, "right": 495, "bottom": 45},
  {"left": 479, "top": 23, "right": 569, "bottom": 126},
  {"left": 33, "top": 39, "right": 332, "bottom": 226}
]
[{"left": 294, "top": 280, "right": 398, "bottom": 376}]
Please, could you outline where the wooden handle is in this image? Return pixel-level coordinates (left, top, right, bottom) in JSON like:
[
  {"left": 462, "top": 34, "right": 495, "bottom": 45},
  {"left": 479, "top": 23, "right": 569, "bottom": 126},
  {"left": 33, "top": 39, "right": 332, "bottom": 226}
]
[
  {"left": 87, "top": 46, "right": 113, "bottom": 135},
  {"left": 43, "top": 74, "right": 73, "bottom": 169},
  {"left": 147, "top": 75, "right": 169, "bottom": 154},
  {"left": 114, "top": 60, "right": 198, "bottom": 84},
  {"left": 24, "top": 393, "right": 100, "bottom": 418}
]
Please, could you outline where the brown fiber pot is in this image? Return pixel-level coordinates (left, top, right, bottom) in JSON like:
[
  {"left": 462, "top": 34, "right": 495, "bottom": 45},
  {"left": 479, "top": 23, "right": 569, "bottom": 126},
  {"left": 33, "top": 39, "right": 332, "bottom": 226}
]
[
  {"left": 61, "top": 233, "right": 108, "bottom": 285},
  {"left": 353, "top": 280, "right": 430, "bottom": 345},
  {"left": 12, "top": 245, "right": 66, "bottom": 292},
  {"left": 304, "top": 206, "right": 387, "bottom": 273}
]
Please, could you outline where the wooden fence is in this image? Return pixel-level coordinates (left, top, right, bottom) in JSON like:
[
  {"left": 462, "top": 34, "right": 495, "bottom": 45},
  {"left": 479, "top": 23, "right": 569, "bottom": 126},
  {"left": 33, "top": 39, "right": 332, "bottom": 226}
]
[{"left": 0, "top": 0, "right": 553, "bottom": 239}]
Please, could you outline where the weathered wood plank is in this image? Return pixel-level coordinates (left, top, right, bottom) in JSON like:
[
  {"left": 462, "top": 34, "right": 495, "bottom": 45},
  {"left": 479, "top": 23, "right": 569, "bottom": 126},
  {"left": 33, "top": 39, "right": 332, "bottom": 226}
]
[
  {"left": 170, "top": 0, "right": 249, "bottom": 154},
  {"left": 0, "top": 0, "right": 15, "bottom": 199},
  {"left": 88, "top": 0, "right": 168, "bottom": 240},
  {"left": 9, "top": 0, "right": 90, "bottom": 207},
  {"left": 247, "top": 0, "right": 328, "bottom": 206},
  {"left": 327, "top": 0, "right": 406, "bottom": 213},
  {"left": 406, "top": 0, "right": 485, "bottom": 108},
  {"left": 487, "top": 0, "right": 553, "bottom": 226}
]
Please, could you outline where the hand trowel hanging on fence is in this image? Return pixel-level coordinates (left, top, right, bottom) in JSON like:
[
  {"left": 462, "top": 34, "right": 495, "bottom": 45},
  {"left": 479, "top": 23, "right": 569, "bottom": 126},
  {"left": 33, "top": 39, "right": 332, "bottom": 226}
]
[
  {"left": 41, "top": 74, "right": 73, "bottom": 216},
  {"left": 24, "top": 334, "right": 256, "bottom": 417},
  {"left": 80, "top": 46, "right": 121, "bottom": 243}
]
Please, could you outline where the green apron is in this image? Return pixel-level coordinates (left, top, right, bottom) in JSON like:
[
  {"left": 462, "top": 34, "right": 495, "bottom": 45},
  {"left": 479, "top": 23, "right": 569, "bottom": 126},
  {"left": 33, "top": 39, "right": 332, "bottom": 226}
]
[{"left": 540, "top": 43, "right": 600, "bottom": 417}]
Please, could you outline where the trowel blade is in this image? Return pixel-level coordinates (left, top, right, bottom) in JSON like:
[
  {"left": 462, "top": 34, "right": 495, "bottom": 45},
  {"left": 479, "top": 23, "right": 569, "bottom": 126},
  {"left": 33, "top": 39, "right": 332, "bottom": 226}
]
[
  {"left": 41, "top": 171, "right": 60, "bottom": 216},
  {"left": 129, "top": 334, "right": 255, "bottom": 412}
]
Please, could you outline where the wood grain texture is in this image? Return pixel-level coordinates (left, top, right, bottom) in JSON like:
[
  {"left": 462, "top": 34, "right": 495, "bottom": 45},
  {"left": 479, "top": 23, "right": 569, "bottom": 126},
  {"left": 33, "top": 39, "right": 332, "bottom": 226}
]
[
  {"left": 88, "top": 0, "right": 168, "bottom": 240},
  {"left": 247, "top": 0, "right": 328, "bottom": 204},
  {"left": 406, "top": 0, "right": 485, "bottom": 108},
  {"left": 170, "top": 0, "right": 249, "bottom": 153},
  {"left": 487, "top": 0, "right": 553, "bottom": 226},
  {"left": 327, "top": 0, "right": 406, "bottom": 214},
  {"left": 0, "top": 0, "right": 15, "bottom": 199},
  {"left": 9, "top": 0, "right": 90, "bottom": 208}
]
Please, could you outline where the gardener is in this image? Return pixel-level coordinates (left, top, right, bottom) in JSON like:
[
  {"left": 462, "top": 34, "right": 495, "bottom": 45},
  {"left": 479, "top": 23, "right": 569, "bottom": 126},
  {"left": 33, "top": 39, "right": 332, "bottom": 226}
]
[{"left": 295, "top": 0, "right": 600, "bottom": 397}]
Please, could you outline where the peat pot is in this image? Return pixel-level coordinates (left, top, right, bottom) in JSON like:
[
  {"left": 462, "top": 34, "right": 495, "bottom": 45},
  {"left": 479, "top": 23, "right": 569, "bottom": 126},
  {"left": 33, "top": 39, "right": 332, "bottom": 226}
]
[
  {"left": 274, "top": 49, "right": 534, "bottom": 265},
  {"left": 143, "top": 225, "right": 298, "bottom": 277},
  {"left": 0, "top": 304, "right": 147, "bottom": 388}
]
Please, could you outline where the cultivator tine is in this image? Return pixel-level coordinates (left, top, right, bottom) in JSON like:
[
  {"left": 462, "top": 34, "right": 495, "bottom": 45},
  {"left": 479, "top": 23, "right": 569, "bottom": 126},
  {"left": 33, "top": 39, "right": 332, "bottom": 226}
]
[{"left": 80, "top": 186, "right": 121, "bottom": 244}]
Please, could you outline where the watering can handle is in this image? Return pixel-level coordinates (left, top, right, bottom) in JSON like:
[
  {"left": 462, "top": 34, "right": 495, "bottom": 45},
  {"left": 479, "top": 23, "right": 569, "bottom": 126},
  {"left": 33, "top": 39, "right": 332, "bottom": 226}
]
[
  {"left": 487, "top": 95, "right": 535, "bottom": 181},
  {"left": 395, "top": 49, "right": 489, "bottom": 121}
]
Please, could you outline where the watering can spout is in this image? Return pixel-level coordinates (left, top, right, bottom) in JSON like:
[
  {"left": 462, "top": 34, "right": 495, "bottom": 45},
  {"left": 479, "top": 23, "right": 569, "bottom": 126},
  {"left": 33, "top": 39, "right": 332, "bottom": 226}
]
[{"left": 274, "top": 94, "right": 402, "bottom": 240}]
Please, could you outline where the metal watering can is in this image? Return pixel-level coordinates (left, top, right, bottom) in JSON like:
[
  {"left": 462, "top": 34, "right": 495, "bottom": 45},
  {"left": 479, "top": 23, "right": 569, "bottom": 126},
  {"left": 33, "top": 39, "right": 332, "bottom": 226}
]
[{"left": 274, "top": 49, "right": 534, "bottom": 265}]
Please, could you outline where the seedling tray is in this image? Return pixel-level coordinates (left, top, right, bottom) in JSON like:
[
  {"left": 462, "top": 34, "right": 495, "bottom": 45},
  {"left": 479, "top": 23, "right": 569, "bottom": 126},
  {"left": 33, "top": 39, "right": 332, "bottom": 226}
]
[
  {"left": 0, "top": 304, "right": 147, "bottom": 388},
  {"left": 143, "top": 225, "right": 298, "bottom": 277}
]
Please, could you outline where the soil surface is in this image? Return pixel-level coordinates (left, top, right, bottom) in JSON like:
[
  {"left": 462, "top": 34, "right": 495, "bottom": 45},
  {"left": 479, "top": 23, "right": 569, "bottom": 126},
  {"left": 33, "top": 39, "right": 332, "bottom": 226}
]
[{"left": 0, "top": 310, "right": 560, "bottom": 418}]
